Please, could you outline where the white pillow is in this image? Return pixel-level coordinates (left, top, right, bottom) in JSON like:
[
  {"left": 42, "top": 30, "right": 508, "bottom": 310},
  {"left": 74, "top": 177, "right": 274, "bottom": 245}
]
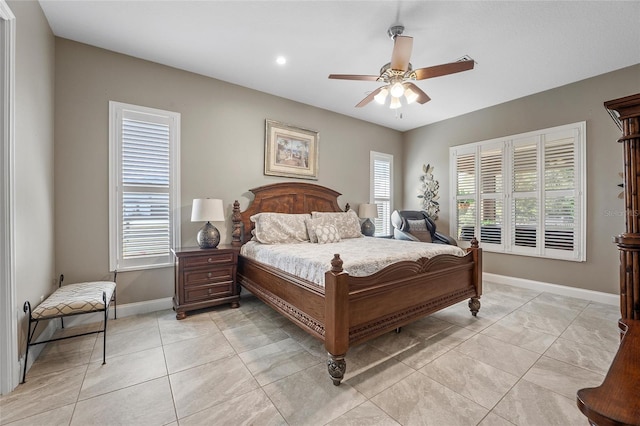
[
  {"left": 250, "top": 213, "right": 311, "bottom": 244},
  {"left": 310, "top": 210, "right": 363, "bottom": 239},
  {"left": 315, "top": 224, "right": 341, "bottom": 244}
]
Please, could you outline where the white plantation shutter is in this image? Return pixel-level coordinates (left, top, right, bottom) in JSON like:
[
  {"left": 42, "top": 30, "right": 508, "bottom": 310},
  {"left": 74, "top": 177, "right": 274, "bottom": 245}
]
[
  {"left": 121, "top": 119, "right": 170, "bottom": 259},
  {"left": 480, "top": 146, "right": 504, "bottom": 247},
  {"left": 450, "top": 122, "right": 585, "bottom": 261},
  {"left": 543, "top": 133, "right": 578, "bottom": 255},
  {"left": 371, "top": 152, "right": 393, "bottom": 237},
  {"left": 110, "top": 102, "right": 180, "bottom": 271},
  {"left": 454, "top": 151, "right": 476, "bottom": 241},
  {"left": 512, "top": 139, "right": 539, "bottom": 254}
]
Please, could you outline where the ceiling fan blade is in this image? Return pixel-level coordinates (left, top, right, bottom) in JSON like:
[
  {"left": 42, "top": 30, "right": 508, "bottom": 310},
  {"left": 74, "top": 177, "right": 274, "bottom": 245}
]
[
  {"left": 390, "top": 35, "right": 413, "bottom": 71},
  {"left": 404, "top": 82, "right": 431, "bottom": 104},
  {"left": 328, "top": 74, "right": 380, "bottom": 81},
  {"left": 413, "top": 59, "right": 474, "bottom": 80},
  {"left": 355, "top": 87, "right": 383, "bottom": 108}
]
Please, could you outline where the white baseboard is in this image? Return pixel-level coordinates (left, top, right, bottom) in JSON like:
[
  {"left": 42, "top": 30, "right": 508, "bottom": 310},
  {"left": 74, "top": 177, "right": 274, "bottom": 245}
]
[
  {"left": 62, "top": 297, "right": 174, "bottom": 328},
  {"left": 19, "top": 297, "right": 173, "bottom": 381},
  {"left": 18, "top": 318, "right": 58, "bottom": 382},
  {"left": 483, "top": 272, "right": 619, "bottom": 306}
]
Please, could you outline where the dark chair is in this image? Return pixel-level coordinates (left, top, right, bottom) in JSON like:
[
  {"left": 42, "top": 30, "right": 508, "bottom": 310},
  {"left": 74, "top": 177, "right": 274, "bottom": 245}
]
[{"left": 391, "top": 210, "right": 457, "bottom": 246}]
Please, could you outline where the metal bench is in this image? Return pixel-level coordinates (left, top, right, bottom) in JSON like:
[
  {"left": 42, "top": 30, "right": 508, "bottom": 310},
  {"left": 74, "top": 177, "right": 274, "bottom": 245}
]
[{"left": 22, "top": 272, "right": 117, "bottom": 383}]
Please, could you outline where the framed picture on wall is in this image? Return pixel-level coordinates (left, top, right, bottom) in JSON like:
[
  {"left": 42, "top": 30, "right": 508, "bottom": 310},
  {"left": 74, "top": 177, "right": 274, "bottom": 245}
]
[{"left": 264, "top": 119, "right": 319, "bottom": 180}]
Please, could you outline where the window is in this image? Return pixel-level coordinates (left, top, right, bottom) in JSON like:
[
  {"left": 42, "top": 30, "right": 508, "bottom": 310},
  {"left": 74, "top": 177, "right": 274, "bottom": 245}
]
[
  {"left": 109, "top": 102, "right": 180, "bottom": 271},
  {"left": 370, "top": 151, "right": 393, "bottom": 237},
  {"left": 450, "top": 121, "right": 585, "bottom": 261}
]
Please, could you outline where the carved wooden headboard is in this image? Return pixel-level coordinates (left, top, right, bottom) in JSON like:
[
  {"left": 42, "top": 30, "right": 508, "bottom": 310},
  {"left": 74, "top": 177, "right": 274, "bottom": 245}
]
[{"left": 231, "top": 182, "right": 348, "bottom": 245}]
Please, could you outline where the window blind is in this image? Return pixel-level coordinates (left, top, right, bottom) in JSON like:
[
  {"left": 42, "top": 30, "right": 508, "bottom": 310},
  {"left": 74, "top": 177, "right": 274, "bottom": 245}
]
[
  {"left": 121, "top": 119, "right": 171, "bottom": 260},
  {"left": 450, "top": 122, "right": 585, "bottom": 261},
  {"left": 512, "top": 140, "right": 538, "bottom": 251},
  {"left": 480, "top": 147, "right": 503, "bottom": 246},
  {"left": 455, "top": 152, "right": 476, "bottom": 241},
  {"left": 109, "top": 102, "right": 180, "bottom": 271},
  {"left": 543, "top": 136, "right": 576, "bottom": 251},
  {"left": 371, "top": 152, "right": 393, "bottom": 237}
]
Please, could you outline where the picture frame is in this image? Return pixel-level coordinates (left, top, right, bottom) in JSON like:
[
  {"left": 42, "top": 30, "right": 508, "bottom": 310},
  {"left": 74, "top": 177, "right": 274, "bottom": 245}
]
[{"left": 264, "top": 119, "right": 319, "bottom": 180}]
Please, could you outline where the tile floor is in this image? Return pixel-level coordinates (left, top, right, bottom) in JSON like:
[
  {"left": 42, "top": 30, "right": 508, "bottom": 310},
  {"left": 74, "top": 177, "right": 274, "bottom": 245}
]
[{"left": 0, "top": 282, "right": 620, "bottom": 425}]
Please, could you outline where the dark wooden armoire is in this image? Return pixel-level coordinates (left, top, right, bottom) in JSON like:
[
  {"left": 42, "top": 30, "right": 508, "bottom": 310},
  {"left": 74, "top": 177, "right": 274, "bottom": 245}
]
[
  {"left": 577, "top": 93, "right": 640, "bottom": 426},
  {"left": 609, "top": 93, "right": 640, "bottom": 321}
]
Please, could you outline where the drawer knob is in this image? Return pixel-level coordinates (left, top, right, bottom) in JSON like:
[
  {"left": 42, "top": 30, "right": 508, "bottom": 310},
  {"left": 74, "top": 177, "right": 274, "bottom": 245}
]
[
  {"left": 207, "top": 257, "right": 213, "bottom": 263},
  {"left": 207, "top": 272, "right": 212, "bottom": 278}
]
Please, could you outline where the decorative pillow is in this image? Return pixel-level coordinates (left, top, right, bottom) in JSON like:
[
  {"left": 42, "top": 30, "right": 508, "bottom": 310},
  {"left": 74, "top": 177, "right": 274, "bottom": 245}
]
[
  {"left": 310, "top": 210, "right": 363, "bottom": 239},
  {"left": 407, "top": 219, "right": 429, "bottom": 232},
  {"left": 305, "top": 218, "right": 320, "bottom": 243},
  {"left": 315, "top": 224, "right": 341, "bottom": 244},
  {"left": 250, "top": 213, "right": 311, "bottom": 244}
]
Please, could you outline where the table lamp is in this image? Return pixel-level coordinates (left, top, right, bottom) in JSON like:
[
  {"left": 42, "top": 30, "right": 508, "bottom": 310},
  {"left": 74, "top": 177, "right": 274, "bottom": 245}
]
[
  {"left": 191, "top": 198, "right": 225, "bottom": 248},
  {"left": 359, "top": 203, "right": 378, "bottom": 237}
]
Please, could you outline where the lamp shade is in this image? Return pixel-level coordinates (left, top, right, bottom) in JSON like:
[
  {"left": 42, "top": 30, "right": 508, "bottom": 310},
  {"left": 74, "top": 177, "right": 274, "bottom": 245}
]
[
  {"left": 390, "top": 82, "right": 405, "bottom": 98},
  {"left": 359, "top": 203, "right": 379, "bottom": 219},
  {"left": 374, "top": 87, "right": 389, "bottom": 105},
  {"left": 191, "top": 198, "right": 225, "bottom": 222},
  {"left": 404, "top": 86, "right": 419, "bottom": 104},
  {"left": 389, "top": 96, "right": 402, "bottom": 109}
]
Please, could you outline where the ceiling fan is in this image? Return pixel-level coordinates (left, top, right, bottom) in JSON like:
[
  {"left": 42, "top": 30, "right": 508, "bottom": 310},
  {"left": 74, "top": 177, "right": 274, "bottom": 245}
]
[{"left": 328, "top": 25, "right": 474, "bottom": 109}]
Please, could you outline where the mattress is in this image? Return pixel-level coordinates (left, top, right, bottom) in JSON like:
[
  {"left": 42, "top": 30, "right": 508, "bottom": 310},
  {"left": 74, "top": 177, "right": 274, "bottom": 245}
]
[{"left": 240, "top": 237, "right": 466, "bottom": 287}]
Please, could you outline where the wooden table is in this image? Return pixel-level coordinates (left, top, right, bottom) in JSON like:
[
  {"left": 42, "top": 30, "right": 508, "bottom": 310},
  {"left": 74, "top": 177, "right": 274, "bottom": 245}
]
[{"left": 576, "top": 319, "right": 640, "bottom": 426}]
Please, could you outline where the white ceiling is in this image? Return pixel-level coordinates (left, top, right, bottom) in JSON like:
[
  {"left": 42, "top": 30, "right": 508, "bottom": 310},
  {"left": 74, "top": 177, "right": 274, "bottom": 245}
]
[{"left": 39, "top": 0, "right": 640, "bottom": 132}]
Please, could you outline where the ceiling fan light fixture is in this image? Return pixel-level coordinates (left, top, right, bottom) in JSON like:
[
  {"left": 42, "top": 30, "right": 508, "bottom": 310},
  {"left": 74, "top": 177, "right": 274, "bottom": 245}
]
[
  {"left": 404, "top": 86, "right": 419, "bottom": 104},
  {"left": 374, "top": 87, "right": 389, "bottom": 104},
  {"left": 329, "top": 25, "right": 474, "bottom": 110},
  {"left": 390, "top": 82, "right": 405, "bottom": 98}
]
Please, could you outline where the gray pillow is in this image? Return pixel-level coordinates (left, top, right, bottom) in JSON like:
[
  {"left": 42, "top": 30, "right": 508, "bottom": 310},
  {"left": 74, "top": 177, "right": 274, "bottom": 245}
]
[{"left": 407, "top": 219, "right": 429, "bottom": 232}]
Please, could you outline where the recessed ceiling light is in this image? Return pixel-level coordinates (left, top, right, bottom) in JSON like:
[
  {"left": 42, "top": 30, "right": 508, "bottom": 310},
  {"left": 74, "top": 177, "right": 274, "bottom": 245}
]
[{"left": 276, "top": 56, "right": 286, "bottom": 65}]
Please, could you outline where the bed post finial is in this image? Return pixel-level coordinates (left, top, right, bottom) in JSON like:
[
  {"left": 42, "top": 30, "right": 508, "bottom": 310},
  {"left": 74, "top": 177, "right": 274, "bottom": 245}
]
[
  {"left": 232, "top": 200, "right": 242, "bottom": 247},
  {"left": 344, "top": 203, "right": 350, "bottom": 212},
  {"left": 470, "top": 237, "right": 479, "bottom": 249},
  {"left": 331, "top": 254, "right": 343, "bottom": 273}
]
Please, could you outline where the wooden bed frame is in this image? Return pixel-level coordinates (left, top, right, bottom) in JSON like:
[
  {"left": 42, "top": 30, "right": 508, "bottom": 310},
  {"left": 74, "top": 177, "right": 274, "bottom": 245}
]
[{"left": 231, "top": 182, "right": 482, "bottom": 385}]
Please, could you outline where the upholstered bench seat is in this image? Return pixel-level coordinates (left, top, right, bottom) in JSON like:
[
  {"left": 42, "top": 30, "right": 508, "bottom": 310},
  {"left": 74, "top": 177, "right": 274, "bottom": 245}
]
[
  {"left": 31, "top": 281, "right": 116, "bottom": 320},
  {"left": 22, "top": 273, "right": 117, "bottom": 383}
]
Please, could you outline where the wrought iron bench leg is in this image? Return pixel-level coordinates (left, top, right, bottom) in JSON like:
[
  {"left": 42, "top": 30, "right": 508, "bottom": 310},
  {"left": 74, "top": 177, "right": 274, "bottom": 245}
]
[
  {"left": 21, "top": 301, "right": 36, "bottom": 384},
  {"left": 102, "top": 291, "right": 108, "bottom": 364}
]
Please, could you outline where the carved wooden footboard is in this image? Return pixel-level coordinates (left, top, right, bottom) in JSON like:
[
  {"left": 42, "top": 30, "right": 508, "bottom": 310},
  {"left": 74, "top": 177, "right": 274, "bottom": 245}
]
[{"left": 232, "top": 182, "right": 482, "bottom": 385}]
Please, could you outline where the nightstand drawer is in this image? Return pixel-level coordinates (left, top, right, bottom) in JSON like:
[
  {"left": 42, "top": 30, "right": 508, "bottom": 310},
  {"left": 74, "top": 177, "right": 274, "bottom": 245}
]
[
  {"left": 183, "top": 252, "right": 235, "bottom": 268},
  {"left": 184, "top": 266, "right": 234, "bottom": 286},
  {"left": 184, "top": 283, "right": 233, "bottom": 303}
]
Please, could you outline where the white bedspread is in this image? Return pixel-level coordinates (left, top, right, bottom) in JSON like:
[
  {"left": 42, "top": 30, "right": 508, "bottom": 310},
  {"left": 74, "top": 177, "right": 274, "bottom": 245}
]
[{"left": 240, "top": 237, "right": 466, "bottom": 287}]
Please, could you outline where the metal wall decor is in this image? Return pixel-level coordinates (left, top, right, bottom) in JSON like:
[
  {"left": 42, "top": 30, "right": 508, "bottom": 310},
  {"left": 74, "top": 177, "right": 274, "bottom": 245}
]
[{"left": 418, "top": 163, "right": 440, "bottom": 220}]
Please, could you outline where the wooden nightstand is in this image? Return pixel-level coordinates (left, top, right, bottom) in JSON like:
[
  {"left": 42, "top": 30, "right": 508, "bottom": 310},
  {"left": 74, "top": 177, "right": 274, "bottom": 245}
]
[{"left": 171, "top": 245, "right": 240, "bottom": 320}]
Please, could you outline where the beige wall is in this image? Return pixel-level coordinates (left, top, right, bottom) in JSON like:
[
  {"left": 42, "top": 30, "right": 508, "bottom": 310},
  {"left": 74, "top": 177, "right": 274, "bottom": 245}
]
[
  {"left": 52, "top": 32, "right": 637, "bottom": 304},
  {"left": 54, "top": 39, "right": 404, "bottom": 305},
  {"left": 403, "top": 64, "right": 640, "bottom": 294},
  {"left": 9, "top": 0, "right": 56, "bottom": 350}
]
